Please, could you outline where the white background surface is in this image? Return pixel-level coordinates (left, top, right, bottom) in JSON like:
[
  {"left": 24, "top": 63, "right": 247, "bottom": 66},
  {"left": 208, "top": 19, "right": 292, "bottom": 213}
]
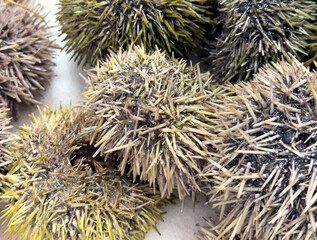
[{"left": 0, "top": 1, "right": 217, "bottom": 239}]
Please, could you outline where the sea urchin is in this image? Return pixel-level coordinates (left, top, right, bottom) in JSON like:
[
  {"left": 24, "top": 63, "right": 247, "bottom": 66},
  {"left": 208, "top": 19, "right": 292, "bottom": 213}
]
[
  {"left": 81, "top": 46, "right": 216, "bottom": 200},
  {"left": 57, "top": 0, "right": 214, "bottom": 65},
  {"left": 1, "top": 105, "right": 167, "bottom": 240},
  {"left": 206, "top": 0, "right": 317, "bottom": 83},
  {"left": 0, "top": 1, "right": 58, "bottom": 114},
  {"left": 198, "top": 57, "right": 317, "bottom": 239}
]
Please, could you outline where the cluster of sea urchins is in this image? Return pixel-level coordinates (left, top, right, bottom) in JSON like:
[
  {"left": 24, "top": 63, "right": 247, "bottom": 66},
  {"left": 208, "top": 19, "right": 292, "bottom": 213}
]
[
  {"left": 1, "top": 104, "right": 167, "bottom": 240},
  {"left": 81, "top": 46, "right": 218, "bottom": 200},
  {"left": 206, "top": 0, "right": 317, "bottom": 83},
  {"left": 0, "top": 0, "right": 58, "bottom": 115},
  {"left": 196, "top": 58, "right": 317, "bottom": 239},
  {"left": 2, "top": 0, "right": 317, "bottom": 239},
  {"left": 57, "top": 0, "right": 214, "bottom": 65}
]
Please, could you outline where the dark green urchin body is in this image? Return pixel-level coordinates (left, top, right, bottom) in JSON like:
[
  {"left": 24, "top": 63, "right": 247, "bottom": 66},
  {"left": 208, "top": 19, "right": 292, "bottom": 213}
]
[
  {"left": 0, "top": 1, "right": 58, "bottom": 115},
  {"left": 57, "top": 0, "right": 214, "bottom": 66},
  {"left": 1, "top": 105, "right": 167, "bottom": 240},
  {"left": 197, "top": 58, "right": 317, "bottom": 239},
  {"left": 81, "top": 46, "right": 216, "bottom": 200},
  {"left": 206, "top": 0, "right": 317, "bottom": 83}
]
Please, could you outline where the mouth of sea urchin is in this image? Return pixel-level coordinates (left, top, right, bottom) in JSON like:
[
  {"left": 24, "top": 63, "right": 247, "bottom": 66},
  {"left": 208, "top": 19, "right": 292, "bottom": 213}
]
[{"left": 70, "top": 145, "right": 117, "bottom": 173}]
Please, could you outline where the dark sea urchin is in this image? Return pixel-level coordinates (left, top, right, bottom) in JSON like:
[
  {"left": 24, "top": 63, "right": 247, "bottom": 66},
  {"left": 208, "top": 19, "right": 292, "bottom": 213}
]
[
  {"left": 196, "top": 58, "right": 317, "bottom": 239},
  {"left": 81, "top": 46, "right": 216, "bottom": 199},
  {"left": 57, "top": 0, "right": 214, "bottom": 66},
  {"left": 207, "top": 0, "right": 317, "bottom": 83},
  {"left": 1, "top": 105, "right": 167, "bottom": 240},
  {"left": 0, "top": 1, "right": 58, "bottom": 114}
]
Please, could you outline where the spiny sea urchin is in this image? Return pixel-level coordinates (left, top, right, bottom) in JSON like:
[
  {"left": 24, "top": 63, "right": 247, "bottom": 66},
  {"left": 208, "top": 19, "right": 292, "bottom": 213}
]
[
  {"left": 81, "top": 45, "right": 216, "bottom": 200},
  {"left": 0, "top": 0, "right": 58, "bottom": 114},
  {"left": 198, "top": 58, "right": 317, "bottom": 239},
  {"left": 206, "top": 0, "right": 317, "bottom": 83},
  {"left": 1, "top": 105, "right": 167, "bottom": 240},
  {"left": 57, "top": 0, "right": 214, "bottom": 66}
]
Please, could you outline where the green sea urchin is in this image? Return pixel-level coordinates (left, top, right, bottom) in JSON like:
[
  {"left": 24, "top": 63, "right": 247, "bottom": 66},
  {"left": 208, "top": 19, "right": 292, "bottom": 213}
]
[
  {"left": 206, "top": 0, "right": 317, "bottom": 83},
  {"left": 198, "top": 58, "right": 317, "bottom": 239},
  {"left": 1, "top": 105, "right": 167, "bottom": 240},
  {"left": 57, "top": 0, "right": 214, "bottom": 65},
  {"left": 0, "top": 1, "right": 58, "bottom": 114},
  {"left": 81, "top": 46, "right": 216, "bottom": 199}
]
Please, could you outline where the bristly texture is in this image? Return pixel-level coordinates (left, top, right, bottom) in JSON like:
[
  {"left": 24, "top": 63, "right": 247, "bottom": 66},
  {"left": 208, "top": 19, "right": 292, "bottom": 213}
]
[
  {"left": 206, "top": 0, "right": 317, "bottom": 83},
  {"left": 82, "top": 46, "right": 215, "bottom": 200},
  {"left": 197, "top": 58, "right": 317, "bottom": 239},
  {"left": 0, "top": 1, "right": 58, "bottom": 114},
  {"left": 57, "top": 0, "right": 214, "bottom": 66},
  {"left": 305, "top": 8, "right": 317, "bottom": 68},
  {"left": 1, "top": 105, "right": 167, "bottom": 240},
  {"left": 0, "top": 105, "right": 16, "bottom": 175}
]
